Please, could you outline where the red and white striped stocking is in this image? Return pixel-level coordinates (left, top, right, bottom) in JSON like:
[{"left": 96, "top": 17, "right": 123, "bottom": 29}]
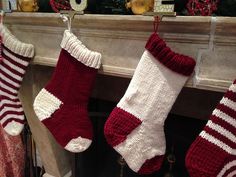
[
  {"left": 186, "top": 80, "right": 236, "bottom": 177},
  {"left": 0, "top": 25, "right": 34, "bottom": 136}
]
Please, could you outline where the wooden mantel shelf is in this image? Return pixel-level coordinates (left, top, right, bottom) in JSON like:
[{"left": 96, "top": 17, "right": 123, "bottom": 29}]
[
  {"left": 4, "top": 13, "right": 236, "bottom": 177},
  {"left": 5, "top": 13, "right": 236, "bottom": 92}
]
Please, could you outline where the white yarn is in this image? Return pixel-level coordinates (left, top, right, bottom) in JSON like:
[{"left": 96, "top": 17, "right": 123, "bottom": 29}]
[
  {"left": 60, "top": 30, "right": 102, "bottom": 69},
  {"left": 33, "top": 89, "right": 63, "bottom": 121},
  {"left": 116, "top": 50, "right": 188, "bottom": 172},
  {"left": 217, "top": 160, "right": 236, "bottom": 177},
  {"left": 65, "top": 137, "right": 92, "bottom": 153},
  {"left": 0, "top": 25, "right": 34, "bottom": 57}
]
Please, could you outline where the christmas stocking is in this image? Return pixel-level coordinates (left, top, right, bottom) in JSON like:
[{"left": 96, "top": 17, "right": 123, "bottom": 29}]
[
  {"left": 186, "top": 80, "right": 236, "bottom": 177},
  {"left": 0, "top": 25, "right": 34, "bottom": 136},
  {"left": 33, "top": 30, "right": 101, "bottom": 153},
  {"left": 104, "top": 33, "right": 196, "bottom": 174}
]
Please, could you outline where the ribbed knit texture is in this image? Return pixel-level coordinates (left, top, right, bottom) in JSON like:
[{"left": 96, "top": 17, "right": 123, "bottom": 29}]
[
  {"left": 0, "top": 25, "right": 34, "bottom": 58},
  {"left": 61, "top": 30, "right": 101, "bottom": 69},
  {"left": 104, "top": 33, "right": 196, "bottom": 174},
  {"left": 186, "top": 79, "right": 236, "bottom": 177},
  {"left": 145, "top": 33, "right": 195, "bottom": 76},
  {"left": 33, "top": 30, "right": 101, "bottom": 153},
  {"left": 0, "top": 25, "right": 34, "bottom": 136}
]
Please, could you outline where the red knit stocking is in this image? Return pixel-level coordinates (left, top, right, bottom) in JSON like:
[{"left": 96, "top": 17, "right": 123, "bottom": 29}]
[
  {"left": 186, "top": 80, "right": 236, "bottom": 177},
  {"left": 33, "top": 30, "right": 101, "bottom": 152}
]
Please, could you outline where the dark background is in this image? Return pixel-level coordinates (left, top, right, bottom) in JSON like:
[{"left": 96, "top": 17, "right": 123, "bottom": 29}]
[{"left": 74, "top": 98, "right": 207, "bottom": 177}]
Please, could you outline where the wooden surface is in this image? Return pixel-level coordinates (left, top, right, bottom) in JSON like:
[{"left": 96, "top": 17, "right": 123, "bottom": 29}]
[{"left": 4, "top": 13, "right": 236, "bottom": 177}]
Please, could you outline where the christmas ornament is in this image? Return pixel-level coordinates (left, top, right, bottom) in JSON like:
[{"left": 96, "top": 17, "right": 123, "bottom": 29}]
[
  {"left": 0, "top": 25, "right": 34, "bottom": 136},
  {"left": 187, "top": 0, "right": 219, "bottom": 16},
  {"left": 186, "top": 80, "right": 236, "bottom": 177},
  {"left": 18, "top": 0, "right": 39, "bottom": 12},
  {"left": 104, "top": 33, "right": 195, "bottom": 174},
  {"left": 50, "top": 0, "right": 72, "bottom": 12},
  {"left": 125, "top": 0, "right": 154, "bottom": 15},
  {"left": 33, "top": 30, "right": 102, "bottom": 153}
]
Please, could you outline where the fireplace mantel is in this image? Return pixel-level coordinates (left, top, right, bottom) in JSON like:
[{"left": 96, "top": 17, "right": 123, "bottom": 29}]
[
  {"left": 5, "top": 13, "right": 236, "bottom": 92},
  {"left": 4, "top": 13, "right": 236, "bottom": 177}
]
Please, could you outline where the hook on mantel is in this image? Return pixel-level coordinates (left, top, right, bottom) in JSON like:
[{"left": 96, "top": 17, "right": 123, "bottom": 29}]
[
  {"left": 60, "top": 10, "right": 84, "bottom": 32},
  {"left": 144, "top": 11, "right": 176, "bottom": 33}
]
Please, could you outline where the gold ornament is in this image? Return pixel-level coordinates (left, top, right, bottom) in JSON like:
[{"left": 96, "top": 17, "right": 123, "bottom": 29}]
[
  {"left": 126, "top": 0, "right": 154, "bottom": 15},
  {"left": 18, "top": 0, "right": 39, "bottom": 12}
]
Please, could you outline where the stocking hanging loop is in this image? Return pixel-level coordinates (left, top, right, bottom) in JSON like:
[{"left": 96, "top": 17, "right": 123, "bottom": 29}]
[
  {"left": 153, "top": 15, "right": 162, "bottom": 33},
  {"left": 60, "top": 10, "right": 84, "bottom": 32}
]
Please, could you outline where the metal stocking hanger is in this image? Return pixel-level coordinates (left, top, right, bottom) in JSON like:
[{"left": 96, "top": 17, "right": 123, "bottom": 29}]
[
  {"left": 60, "top": 0, "right": 88, "bottom": 31},
  {"left": 143, "top": 0, "right": 176, "bottom": 31}
]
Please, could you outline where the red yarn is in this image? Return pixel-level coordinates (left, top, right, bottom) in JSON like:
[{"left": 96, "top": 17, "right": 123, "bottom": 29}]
[
  {"left": 42, "top": 49, "right": 97, "bottom": 148},
  {"left": 104, "top": 107, "right": 142, "bottom": 147},
  {"left": 187, "top": 0, "right": 219, "bottom": 16},
  {"left": 145, "top": 33, "right": 196, "bottom": 76},
  {"left": 0, "top": 45, "right": 31, "bottom": 130},
  {"left": 186, "top": 80, "right": 236, "bottom": 177},
  {"left": 138, "top": 155, "right": 164, "bottom": 174},
  {"left": 50, "top": 0, "right": 72, "bottom": 12},
  {"left": 104, "top": 33, "right": 196, "bottom": 175},
  {"left": 222, "top": 165, "right": 236, "bottom": 177},
  {"left": 104, "top": 107, "right": 166, "bottom": 174},
  {"left": 0, "top": 36, "right": 3, "bottom": 63}
]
